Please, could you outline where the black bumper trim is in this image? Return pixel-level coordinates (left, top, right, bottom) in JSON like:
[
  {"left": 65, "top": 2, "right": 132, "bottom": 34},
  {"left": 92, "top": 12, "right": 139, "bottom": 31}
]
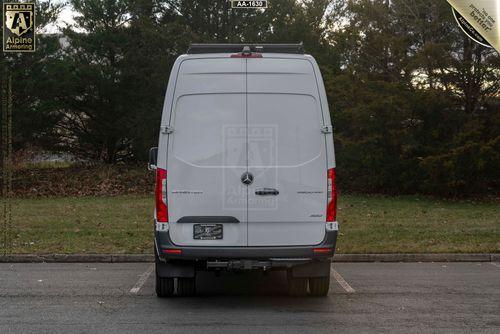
[
  {"left": 177, "top": 216, "right": 240, "bottom": 224},
  {"left": 155, "top": 230, "right": 338, "bottom": 260}
]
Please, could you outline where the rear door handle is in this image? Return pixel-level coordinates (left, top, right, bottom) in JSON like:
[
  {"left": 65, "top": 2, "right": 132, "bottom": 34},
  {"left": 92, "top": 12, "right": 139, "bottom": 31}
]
[{"left": 255, "top": 188, "right": 279, "bottom": 196}]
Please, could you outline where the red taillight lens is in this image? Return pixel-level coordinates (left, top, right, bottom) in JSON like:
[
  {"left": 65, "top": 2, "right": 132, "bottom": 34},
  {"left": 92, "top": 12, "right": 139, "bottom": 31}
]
[
  {"left": 155, "top": 168, "right": 168, "bottom": 222},
  {"left": 163, "top": 249, "right": 181, "bottom": 254},
  {"left": 313, "top": 247, "right": 332, "bottom": 254},
  {"left": 326, "top": 168, "right": 337, "bottom": 222}
]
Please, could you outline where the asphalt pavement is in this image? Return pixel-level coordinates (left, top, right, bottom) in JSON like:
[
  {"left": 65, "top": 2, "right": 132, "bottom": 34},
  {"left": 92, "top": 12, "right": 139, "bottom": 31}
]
[{"left": 0, "top": 262, "right": 499, "bottom": 333}]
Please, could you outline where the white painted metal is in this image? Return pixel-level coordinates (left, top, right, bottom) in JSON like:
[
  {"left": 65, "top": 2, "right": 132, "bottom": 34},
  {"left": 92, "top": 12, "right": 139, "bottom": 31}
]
[
  {"left": 246, "top": 58, "right": 327, "bottom": 246},
  {"left": 166, "top": 58, "right": 248, "bottom": 246},
  {"left": 157, "top": 52, "right": 335, "bottom": 248}
]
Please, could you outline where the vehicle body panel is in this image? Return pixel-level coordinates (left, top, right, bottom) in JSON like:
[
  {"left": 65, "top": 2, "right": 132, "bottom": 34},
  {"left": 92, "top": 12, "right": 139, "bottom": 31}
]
[
  {"left": 246, "top": 58, "right": 327, "bottom": 245},
  {"left": 166, "top": 58, "right": 248, "bottom": 246},
  {"left": 156, "top": 52, "right": 335, "bottom": 250}
]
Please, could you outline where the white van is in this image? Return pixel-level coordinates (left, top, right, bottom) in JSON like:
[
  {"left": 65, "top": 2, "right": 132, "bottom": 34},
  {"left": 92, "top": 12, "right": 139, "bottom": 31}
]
[{"left": 149, "top": 44, "right": 338, "bottom": 297}]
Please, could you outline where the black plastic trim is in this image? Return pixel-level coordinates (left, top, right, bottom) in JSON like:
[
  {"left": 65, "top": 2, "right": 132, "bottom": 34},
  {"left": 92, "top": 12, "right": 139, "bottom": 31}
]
[
  {"left": 187, "top": 43, "right": 304, "bottom": 54},
  {"left": 291, "top": 261, "right": 331, "bottom": 278},
  {"left": 155, "top": 228, "right": 337, "bottom": 260},
  {"left": 177, "top": 216, "right": 240, "bottom": 224},
  {"left": 255, "top": 188, "right": 279, "bottom": 196},
  {"left": 156, "top": 260, "right": 195, "bottom": 278}
]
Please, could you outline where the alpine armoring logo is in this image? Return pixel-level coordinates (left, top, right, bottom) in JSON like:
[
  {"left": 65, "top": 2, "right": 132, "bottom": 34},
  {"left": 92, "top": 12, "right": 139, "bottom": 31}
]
[
  {"left": 452, "top": 8, "right": 492, "bottom": 48},
  {"left": 3, "top": 3, "right": 36, "bottom": 52},
  {"left": 447, "top": 0, "right": 498, "bottom": 52}
]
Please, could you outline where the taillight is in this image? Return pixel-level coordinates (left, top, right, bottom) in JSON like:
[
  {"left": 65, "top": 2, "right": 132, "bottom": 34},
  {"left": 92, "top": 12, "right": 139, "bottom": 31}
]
[
  {"left": 230, "top": 53, "right": 263, "bottom": 58},
  {"left": 326, "top": 168, "right": 337, "bottom": 222},
  {"left": 155, "top": 168, "right": 168, "bottom": 222},
  {"left": 163, "top": 249, "right": 181, "bottom": 254},
  {"left": 313, "top": 247, "right": 332, "bottom": 254}
]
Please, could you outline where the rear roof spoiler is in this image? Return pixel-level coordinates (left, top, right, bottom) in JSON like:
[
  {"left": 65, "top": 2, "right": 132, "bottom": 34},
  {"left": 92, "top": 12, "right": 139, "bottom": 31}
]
[{"left": 187, "top": 43, "right": 304, "bottom": 54}]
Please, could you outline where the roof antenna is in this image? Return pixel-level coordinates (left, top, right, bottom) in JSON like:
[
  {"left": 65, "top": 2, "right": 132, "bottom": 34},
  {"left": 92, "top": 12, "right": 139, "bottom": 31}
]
[{"left": 242, "top": 46, "right": 252, "bottom": 56}]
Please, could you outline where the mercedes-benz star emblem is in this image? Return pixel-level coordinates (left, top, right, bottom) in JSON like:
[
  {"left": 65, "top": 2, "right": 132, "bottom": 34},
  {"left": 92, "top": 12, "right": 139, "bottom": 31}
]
[{"left": 241, "top": 172, "right": 253, "bottom": 185}]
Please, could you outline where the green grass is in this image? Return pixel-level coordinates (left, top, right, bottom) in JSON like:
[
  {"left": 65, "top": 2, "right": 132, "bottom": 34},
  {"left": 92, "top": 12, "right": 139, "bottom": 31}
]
[
  {"left": 6, "top": 196, "right": 153, "bottom": 254},
  {"left": 336, "top": 195, "right": 499, "bottom": 253},
  {"left": 2, "top": 195, "right": 499, "bottom": 254}
]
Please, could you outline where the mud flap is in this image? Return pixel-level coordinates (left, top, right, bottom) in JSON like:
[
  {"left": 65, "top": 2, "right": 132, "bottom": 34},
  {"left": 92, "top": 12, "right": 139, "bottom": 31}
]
[
  {"left": 156, "top": 260, "right": 195, "bottom": 278},
  {"left": 291, "top": 260, "right": 331, "bottom": 278}
]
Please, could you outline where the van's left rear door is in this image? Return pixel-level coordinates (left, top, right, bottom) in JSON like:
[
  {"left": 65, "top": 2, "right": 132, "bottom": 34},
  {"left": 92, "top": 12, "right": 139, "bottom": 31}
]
[{"left": 167, "top": 58, "right": 248, "bottom": 246}]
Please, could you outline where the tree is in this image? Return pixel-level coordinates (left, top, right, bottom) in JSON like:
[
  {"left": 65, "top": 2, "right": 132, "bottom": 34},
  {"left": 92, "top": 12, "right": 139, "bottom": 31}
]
[
  {"left": 4, "top": 0, "right": 498, "bottom": 195},
  {"left": 0, "top": 0, "right": 65, "bottom": 152},
  {"left": 326, "top": 0, "right": 499, "bottom": 195}
]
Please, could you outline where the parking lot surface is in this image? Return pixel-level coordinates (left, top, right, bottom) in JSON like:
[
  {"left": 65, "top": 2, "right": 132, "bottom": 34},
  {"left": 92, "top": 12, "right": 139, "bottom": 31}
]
[{"left": 0, "top": 262, "right": 499, "bottom": 333}]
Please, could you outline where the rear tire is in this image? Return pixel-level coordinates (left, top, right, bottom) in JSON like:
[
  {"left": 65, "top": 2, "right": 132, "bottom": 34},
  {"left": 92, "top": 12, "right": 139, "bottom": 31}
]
[
  {"left": 155, "top": 270, "right": 174, "bottom": 297},
  {"left": 309, "top": 276, "right": 330, "bottom": 296},
  {"left": 177, "top": 277, "right": 196, "bottom": 296},
  {"left": 287, "top": 272, "right": 308, "bottom": 296}
]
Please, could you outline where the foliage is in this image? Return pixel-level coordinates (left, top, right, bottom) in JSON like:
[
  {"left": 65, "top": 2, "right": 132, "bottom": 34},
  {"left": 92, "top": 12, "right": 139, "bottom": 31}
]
[
  {"left": 10, "top": 163, "right": 154, "bottom": 197},
  {"left": 0, "top": 1, "right": 65, "bottom": 150},
  {"left": 326, "top": 0, "right": 499, "bottom": 196},
  {"left": 3, "top": 0, "right": 499, "bottom": 196}
]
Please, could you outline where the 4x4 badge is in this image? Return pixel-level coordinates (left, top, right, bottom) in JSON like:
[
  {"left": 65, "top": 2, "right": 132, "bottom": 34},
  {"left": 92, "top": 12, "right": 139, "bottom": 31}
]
[{"left": 241, "top": 172, "right": 253, "bottom": 185}]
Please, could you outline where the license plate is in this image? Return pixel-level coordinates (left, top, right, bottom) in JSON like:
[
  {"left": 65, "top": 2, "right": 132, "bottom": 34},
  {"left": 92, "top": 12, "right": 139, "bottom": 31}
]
[{"left": 193, "top": 224, "right": 223, "bottom": 240}]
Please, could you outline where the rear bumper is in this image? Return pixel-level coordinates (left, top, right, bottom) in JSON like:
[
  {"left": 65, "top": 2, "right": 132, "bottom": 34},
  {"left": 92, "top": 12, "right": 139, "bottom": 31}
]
[{"left": 155, "top": 229, "right": 338, "bottom": 260}]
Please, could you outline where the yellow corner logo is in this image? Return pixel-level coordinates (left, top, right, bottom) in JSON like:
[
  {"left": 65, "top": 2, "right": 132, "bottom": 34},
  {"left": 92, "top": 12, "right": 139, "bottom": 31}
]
[{"left": 3, "top": 3, "right": 36, "bottom": 52}]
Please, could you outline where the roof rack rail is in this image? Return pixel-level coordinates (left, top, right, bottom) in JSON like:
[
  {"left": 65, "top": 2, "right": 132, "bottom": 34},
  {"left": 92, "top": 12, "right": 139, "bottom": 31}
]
[{"left": 187, "top": 43, "right": 304, "bottom": 54}]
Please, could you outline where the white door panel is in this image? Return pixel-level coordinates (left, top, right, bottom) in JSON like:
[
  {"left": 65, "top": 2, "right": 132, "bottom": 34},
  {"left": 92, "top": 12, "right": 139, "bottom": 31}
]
[
  {"left": 175, "top": 58, "right": 246, "bottom": 94},
  {"left": 168, "top": 93, "right": 247, "bottom": 246},
  {"left": 247, "top": 58, "right": 319, "bottom": 96},
  {"left": 167, "top": 57, "right": 328, "bottom": 247},
  {"left": 246, "top": 93, "right": 327, "bottom": 246}
]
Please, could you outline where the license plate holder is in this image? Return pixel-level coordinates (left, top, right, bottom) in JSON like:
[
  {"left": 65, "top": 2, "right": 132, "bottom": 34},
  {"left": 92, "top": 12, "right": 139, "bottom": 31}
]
[{"left": 193, "top": 224, "right": 223, "bottom": 240}]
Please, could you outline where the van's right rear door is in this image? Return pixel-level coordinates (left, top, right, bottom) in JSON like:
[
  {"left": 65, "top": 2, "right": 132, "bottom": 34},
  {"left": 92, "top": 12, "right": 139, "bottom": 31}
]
[{"left": 246, "top": 58, "right": 327, "bottom": 246}]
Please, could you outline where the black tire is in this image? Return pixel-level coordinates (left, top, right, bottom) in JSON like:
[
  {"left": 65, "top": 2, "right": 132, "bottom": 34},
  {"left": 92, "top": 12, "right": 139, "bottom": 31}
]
[
  {"left": 155, "top": 269, "right": 174, "bottom": 297},
  {"left": 154, "top": 245, "right": 174, "bottom": 297},
  {"left": 287, "top": 272, "right": 308, "bottom": 296},
  {"left": 177, "top": 277, "right": 196, "bottom": 296},
  {"left": 309, "top": 276, "right": 330, "bottom": 296}
]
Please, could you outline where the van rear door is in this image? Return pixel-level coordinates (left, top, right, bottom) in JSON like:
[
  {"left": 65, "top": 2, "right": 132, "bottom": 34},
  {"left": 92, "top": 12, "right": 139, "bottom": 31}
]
[
  {"left": 246, "top": 58, "right": 327, "bottom": 246},
  {"left": 167, "top": 58, "right": 248, "bottom": 246}
]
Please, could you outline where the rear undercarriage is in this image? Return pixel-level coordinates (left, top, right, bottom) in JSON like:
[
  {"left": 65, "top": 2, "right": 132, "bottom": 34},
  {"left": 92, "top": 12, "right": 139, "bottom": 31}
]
[{"left": 154, "top": 230, "right": 337, "bottom": 297}]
